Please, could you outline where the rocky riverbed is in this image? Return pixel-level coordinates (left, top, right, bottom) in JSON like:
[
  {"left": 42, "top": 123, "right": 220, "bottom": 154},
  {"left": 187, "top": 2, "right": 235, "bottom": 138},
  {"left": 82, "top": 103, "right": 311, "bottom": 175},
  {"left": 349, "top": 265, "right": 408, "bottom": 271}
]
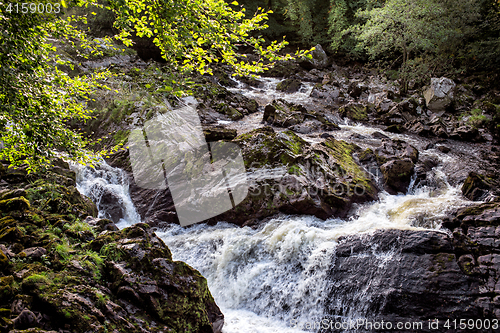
[{"left": 1, "top": 43, "right": 500, "bottom": 332}]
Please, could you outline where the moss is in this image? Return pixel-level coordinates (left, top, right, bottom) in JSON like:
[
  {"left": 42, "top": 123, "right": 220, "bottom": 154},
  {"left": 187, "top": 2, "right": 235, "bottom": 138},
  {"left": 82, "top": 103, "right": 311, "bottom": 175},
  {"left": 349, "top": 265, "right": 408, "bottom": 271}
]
[
  {"left": 0, "top": 197, "right": 30, "bottom": 213},
  {"left": 338, "top": 103, "right": 368, "bottom": 121}
]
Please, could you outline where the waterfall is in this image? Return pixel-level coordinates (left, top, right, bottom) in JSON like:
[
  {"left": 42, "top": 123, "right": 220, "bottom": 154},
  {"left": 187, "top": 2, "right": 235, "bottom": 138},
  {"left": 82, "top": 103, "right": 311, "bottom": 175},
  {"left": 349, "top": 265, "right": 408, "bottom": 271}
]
[
  {"left": 72, "top": 160, "right": 141, "bottom": 229},
  {"left": 73, "top": 76, "right": 476, "bottom": 332}
]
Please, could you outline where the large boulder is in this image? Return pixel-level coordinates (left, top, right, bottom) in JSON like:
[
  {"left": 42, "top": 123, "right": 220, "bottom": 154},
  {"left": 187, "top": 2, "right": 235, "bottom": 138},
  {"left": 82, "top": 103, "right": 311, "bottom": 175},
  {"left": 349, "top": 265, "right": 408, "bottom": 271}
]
[
  {"left": 461, "top": 171, "right": 500, "bottom": 201},
  {"left": 380, "top": 158, "right": 415, "bottom": 194},
  {"left": 276, "top": 78, "right": 302, "bottom": 93},
  {"left": 214, "top": 127, "right": 378, "bottom": 225},
  {"left": 299, "top": 44, "right": 329, "bottom": 70},
  {"left": 263, "top": 99, "right": 339, "bottom": 130},
  {"left": 325, "top": 229, "right": 484, "bottom": 326},
  {"left": 423, "top": 77, "right": 456, "bottom": 113}
]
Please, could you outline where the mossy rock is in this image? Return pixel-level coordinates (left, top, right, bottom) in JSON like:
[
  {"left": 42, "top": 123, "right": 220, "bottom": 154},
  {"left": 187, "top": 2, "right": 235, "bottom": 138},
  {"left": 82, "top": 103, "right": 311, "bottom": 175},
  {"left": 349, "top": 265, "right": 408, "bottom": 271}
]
[
  {"left": 276, "top": 78, "right": 302, "bottom": 93},
  {"left": 212, "top": 128, "right": 378, "bottom": 225},
  {"left": 0, "top": 197, "right": 30, "bottom": 214},
  {"left": 338, "top": 102, "right": 368, "bottom": 121}
]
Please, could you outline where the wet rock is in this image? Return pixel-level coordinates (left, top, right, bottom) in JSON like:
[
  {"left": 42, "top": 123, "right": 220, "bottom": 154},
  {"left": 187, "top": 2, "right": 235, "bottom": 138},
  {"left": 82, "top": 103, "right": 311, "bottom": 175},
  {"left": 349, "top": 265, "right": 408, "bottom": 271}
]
[
  {"left": 94, "top": 187, "right": 124, "bottom": 223},
  {"left": 461, "top": 171, "right": 500, "bottom": 201},
  {"left": 264, "top": 99, "right": 339, "bottom": 130},
  {"left": 385, "top": 124, "right": 402, "bottom": 133},
  {"left": 338, "top": 102, "right": 368, "bottom": 121},
  {"left": 213, "top": 127, "right": 378, "bottom": 225},
  {"left": 203, "top": 126, "right": 237, "bottom": 141},
  {"left": 276, "top": 78, "right": 302, "bottom": 93},
  {"left": 436, "top": 145, "right": 451, "bottom": 153},
  {"left": 380, "top": 158, "right": 415, "bottom": 194},
  {"left": 299, "top": 44, "right": 328, "bottom": 70},
  {"left": 423, "top": 77, "right": 456, "bottom": 113},
  {"left": 0, "top": 197, "right": 30, "bottom": 213},
  {"left": 327, "top": 229, "right": 482, "bottom": 326},
  {"left": 310, "top": 83, "right": 341, "bottom": 105},
  {"left": 408, "top": 121, "right": 432, "bottom": 137}
]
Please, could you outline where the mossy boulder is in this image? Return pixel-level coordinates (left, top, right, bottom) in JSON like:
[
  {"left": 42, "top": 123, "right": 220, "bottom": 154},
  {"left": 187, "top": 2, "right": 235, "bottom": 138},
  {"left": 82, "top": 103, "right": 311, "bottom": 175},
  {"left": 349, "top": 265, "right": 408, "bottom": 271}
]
[
  {"left": 263, "top": 99, "right": 339, "bottom": 131},
  {"left": 0, "top": 165, "right": 223, "bottom": 332},
  {"left": 338, "top": 102, "right": 368, "bottom": 121},
  {"left": 212, "top": 127, "right": 378, "bottom": 225},
  {"left": 461, "top": 171, "right": 500, "bottom": 201},
  {"left": 276, "top": 78, "right": 302, "bottom": 93}
]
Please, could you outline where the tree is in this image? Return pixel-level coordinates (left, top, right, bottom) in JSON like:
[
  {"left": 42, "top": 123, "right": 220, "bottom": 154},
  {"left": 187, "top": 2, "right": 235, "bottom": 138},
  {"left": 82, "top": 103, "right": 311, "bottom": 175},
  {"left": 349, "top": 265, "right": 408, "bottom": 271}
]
[
  {"left": 0, "top": 0, "right": 308, "bottom": 171},
  {"left": 349, "top": 0, "right": 480, "bottom": 91}
]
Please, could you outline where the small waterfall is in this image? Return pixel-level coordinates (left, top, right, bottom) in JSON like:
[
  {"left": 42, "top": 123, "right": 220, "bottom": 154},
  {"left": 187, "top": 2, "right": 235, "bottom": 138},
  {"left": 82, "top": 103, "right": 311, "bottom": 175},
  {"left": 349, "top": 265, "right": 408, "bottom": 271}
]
[{"left": 72, "top": 160, "right": 141, "bottom": 229}]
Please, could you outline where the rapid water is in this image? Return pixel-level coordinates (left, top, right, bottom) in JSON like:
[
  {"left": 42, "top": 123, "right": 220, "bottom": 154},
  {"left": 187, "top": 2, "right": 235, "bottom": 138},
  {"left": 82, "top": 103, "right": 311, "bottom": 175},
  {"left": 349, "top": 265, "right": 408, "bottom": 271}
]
[
  {"left": 73, "top": 76, "right": 476, "bottom": 332},
  {"left": 72, "top": 161, "right": 141, "bottom": 229}
]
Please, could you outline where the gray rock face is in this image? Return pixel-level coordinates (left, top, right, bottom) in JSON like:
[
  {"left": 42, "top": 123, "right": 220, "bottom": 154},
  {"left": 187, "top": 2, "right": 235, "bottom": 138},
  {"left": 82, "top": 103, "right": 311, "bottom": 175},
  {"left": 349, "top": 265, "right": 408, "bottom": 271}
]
[
  {"left": 299, "top": 44, "right": 329, "bottom": 70},
  {"left": 424, "top": 77, "right": 456, "bottom": 112},
  {"left": 325, "top": 229, "right": 483, "bottom": 331}
]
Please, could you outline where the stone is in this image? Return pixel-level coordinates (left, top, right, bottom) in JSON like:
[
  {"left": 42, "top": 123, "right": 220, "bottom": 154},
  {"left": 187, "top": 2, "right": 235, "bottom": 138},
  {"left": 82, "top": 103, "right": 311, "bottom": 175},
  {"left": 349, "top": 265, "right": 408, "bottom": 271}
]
[
  {"left": 423, "top": 77, "right": 456, "bottom": 112},
  {"left": 380, "top": 158, "right": 415, "bottom": 194},
  {"left": 299, "top": 44, "right": 328, "bottom": 69},
  {"left": 276, "top": 78, "right": 302, "bottom": 93},
  {"left": 338, "top": 102, "right": 368, "bottom": 121},
  {"left": 210, "top": 128, "right": 378, "bottom": 225},
  {"left": 461, "top": 171, "right": 499, "bottom": 201},
  {"left": 19, "top": 247, "right": 46, "bottom": 259}
]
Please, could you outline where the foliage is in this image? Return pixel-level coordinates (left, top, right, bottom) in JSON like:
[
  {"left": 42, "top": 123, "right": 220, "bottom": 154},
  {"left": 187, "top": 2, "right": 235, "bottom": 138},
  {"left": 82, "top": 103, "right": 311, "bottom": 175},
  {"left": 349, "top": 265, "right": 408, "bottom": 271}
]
[
  {"left": 0, "top": 0, "right": 114, "bottom": 171},
  {"left": 107, "top": 0, "right": 310, "bottom": 76},
  {"left": 349, "top": 0, "right": 481, "bottom": 90},
  {"left": 0, "top": 0, "right": 310, "bottom": 172}
]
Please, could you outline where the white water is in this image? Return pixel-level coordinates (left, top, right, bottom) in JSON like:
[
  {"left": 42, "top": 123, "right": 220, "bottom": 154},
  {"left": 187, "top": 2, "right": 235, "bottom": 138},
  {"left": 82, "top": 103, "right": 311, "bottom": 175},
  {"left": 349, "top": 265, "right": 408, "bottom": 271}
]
[
  {"left": 73, "top": 76, "right": 476, "bottom": 332},
  {"left": 72, "top": 161, "right": 141, "bottom": 229}
]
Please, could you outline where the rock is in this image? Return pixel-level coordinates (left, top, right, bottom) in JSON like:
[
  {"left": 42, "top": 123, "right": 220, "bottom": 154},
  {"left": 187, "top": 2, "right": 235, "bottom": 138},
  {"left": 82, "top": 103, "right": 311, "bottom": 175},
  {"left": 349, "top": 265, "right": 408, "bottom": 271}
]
[
  {"left": 371, "top": 131, "right": 390, "bottom": 140},
  {"left": 212, "top": 127, "right": 378, "bottom": 225},
  {"left": 461, "top": 171, "right": 500, "bottom": 201},
  {"left": 93, "top": 187, "right": 124, "bottom": 223},
  {"left": 203, "top": 126, "right": 237, "bottom": 141},
  {"left": 0, "top": 197, "right": 30, "bottom": 213},
  {"left": 12, "top": 309, "right": 38, "bottom": 329},
  {"left": 263, "top": 104, "right": 275, "bottom": 123},
  {"left": 436, "top": 145, "right": 451, "bottom": 153},
  {"left": 289, "top": 120, "right": 324, "bottom": 134},
  {"left": 338, "top": 102, "right": 368, "bottom": 121},
  {"left": 264, "top": 99, "right": 339, "bottom": 130},
  {"left": 310, "top": 83, "right": 341, "bottom": 105},
  {"left": 408, "top": 121, "right": 432, "bottom": 137},
  {"left": 326, "top": 229, "right": 482, "bottom": 325},
  {"left": 385, "top": 124, "right": 402, "bottom": 133},
  {"left": 19, "top": 247, "right": 46, "bottom": 259},
  {"left": 380, "top": 158, "right": 415, "bottom": 194},
  {"left": 276, "top": 78, "right": 302, "bottom": 93},
  {"left": 299, "top": 44, "right": 328, "bottom": 70},
  {"left": 423, "top": 77, "right": 456, "bottom": 113}
]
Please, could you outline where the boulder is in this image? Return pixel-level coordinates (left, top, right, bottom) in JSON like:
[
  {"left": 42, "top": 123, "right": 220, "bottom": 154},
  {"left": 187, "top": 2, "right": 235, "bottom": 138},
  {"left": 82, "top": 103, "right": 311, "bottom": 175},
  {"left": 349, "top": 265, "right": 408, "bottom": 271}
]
[
  {"left": 276, "top": 78, "right": 302, "bottom": 93},
  {"left": 338, "top": 102, "right": 368, "bottom": 121},
  {"left": 213, "top": 127, "right": 378, "bottom": 225},
  {"left": 326, "top": 229, "right": 483, "bottom": 325},
  {"left": 263, "top": 99, "right": 339, "bottom": 130},
  {"left": 380, "top": 158, "right": 415, "bottom": 194},
  {"left": 461, "top": 171, "right": 500, "bottom": 201},
  {"left": 423, "top": 77, "right": 456, "bottom": 113},
  {"left": 299, "top": 44, "right": 329, "bottom": 70}
]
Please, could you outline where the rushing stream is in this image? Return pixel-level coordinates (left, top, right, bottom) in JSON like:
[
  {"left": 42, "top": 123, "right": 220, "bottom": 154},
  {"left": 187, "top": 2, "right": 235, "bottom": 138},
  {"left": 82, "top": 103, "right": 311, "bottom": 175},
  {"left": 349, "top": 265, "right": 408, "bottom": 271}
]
[{"left": 73, "top": 77, "right": 476, "bottom": 332}]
